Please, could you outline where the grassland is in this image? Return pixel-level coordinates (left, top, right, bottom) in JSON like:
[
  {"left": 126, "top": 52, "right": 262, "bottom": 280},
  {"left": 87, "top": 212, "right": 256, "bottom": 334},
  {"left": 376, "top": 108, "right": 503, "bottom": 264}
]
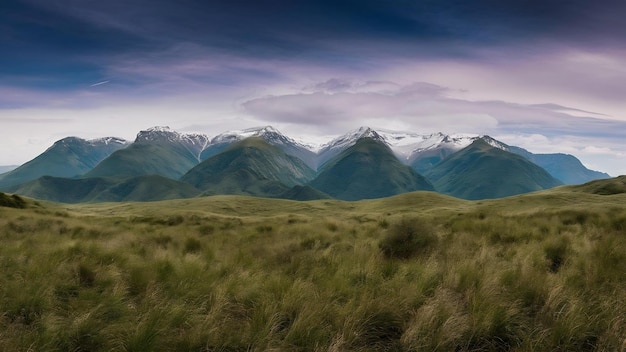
[{"left": 0, "top": 187, "right": 625, "bottom": 351}]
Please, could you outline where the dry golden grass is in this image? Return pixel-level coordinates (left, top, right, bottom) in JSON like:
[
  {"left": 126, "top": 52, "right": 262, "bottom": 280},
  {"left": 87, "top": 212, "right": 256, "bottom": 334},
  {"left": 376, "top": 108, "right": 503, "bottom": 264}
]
[{"left": 0, "top": 190, "right": 625, "bottom": 351}]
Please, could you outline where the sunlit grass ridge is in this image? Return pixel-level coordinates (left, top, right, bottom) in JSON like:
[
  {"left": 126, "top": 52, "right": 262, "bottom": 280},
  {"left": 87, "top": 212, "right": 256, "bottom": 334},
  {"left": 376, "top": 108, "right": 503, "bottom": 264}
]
[{"left": 0, "top": 188, "right": 625, "bottom": 351}]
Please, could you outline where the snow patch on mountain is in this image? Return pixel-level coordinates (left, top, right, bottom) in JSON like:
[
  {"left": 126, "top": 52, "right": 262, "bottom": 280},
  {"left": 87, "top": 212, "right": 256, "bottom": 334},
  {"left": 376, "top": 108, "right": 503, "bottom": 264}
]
[
  {"left": 313, "top": 127, "right": 512, "bottom": 166},
  {"left": 211, "top": 126, "right": 295, "bottom": 146},
  {"left": 209, "top": 126, "right": 310, "bottom": 152},
  {"left": 318, "top": 127, "right": 384, "bottom": 154},
  {"left": 135, "top": 126, "right": 210, "bottom": 161},
  {"left": 375, "top": 130, "right": 489, "bottom": 161},
  {"left": 480, "top": 135, "right": 511, "bottom": 150},
  {"left": 89, "top": 137, "right": 130, "bottom": 146},
  {"left": 207, "top": 126, "right": 319, "bottom": 169}
]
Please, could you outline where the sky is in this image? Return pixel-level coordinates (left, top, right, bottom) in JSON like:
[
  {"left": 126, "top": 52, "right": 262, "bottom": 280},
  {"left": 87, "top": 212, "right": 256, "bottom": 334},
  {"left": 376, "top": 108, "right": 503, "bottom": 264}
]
[{"left": 2, "top": 0, "right": 626, "bottom": 175}]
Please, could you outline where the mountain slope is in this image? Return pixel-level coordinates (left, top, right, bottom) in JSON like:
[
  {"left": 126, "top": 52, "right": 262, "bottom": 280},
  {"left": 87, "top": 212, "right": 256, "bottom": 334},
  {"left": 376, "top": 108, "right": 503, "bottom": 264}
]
[
  {"left": 310, "top": 137, "right": 435, "bottom": 200},
  {"left": 505, "top": 145, "right": 609, "bottom": 184},
  {"left": 0, "top": 137, "right": 129, "bottom": 189},
  {"left": 316, "top": 127, "right": 387, "bottom": 168},
  {"left": 10, "top": 175, "right": 200, "bottom": 203},
  {"left": 426, "top": 139, "right": 563, "bottom": 200},
  {"left": 373, "top": 130, "right": 477, "bottom": 170},
  {"left": 182, "top": 137, "right": 316, "bottom": 197},
  {"left": 97, "top": 175, "right": 201, "bottom": 202},
  {"left": 0, "top": 165, "right": 19, "bottom": 174},
  {"left": 86, "top": 127, "right": 207, "bottom": 179},
  {"left": 200, "top": 126, "right": 318, "bottom": 169}
]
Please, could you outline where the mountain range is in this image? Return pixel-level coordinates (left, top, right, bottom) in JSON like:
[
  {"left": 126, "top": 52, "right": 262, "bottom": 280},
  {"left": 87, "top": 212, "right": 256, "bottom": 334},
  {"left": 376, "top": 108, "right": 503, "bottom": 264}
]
[{"left": 0, "top": 125, "right": 611, "bottom": 203}]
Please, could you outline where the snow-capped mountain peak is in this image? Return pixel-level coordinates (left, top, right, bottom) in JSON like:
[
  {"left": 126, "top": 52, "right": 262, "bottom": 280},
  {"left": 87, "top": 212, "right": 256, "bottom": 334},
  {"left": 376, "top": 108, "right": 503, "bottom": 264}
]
[
  {"left": 145, "top": 126, "right": 172, "bottom": 133},
  {"left": 134, "top": 126, "right": 209, "bottom": 161},
  {"left": 211, "top": 126, "right": 298, "bottom": 147},
  {"left": 480, "top": 135, "right": 510, "bottom": 150},
  {"left": 89, "top": 137, "right": 130, "bottom": 146},
  {"left": 135, "top": 126, "right": 179, "bottom": 143},
  {"left": 319, "top": 126, "right": 383, "bottom": 152},
  {"left": 49, "top": 137, "right": 130, "bottom": 153},
  {"left": 136, "top": 126, "right": 207, "bottom": 145},
  {"left": 205, "top": 126, "right": 319, "bottom": 169}
]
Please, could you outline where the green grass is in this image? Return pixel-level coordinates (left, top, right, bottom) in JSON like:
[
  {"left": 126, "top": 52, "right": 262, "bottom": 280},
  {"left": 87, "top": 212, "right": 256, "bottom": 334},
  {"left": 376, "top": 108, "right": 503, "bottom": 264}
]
[{"left": 0, "top": 189, "right": 625, "bottom": 351}]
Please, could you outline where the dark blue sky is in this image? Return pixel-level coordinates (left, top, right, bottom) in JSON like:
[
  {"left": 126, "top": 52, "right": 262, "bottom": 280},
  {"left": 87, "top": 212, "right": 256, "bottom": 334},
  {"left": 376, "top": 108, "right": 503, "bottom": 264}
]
[{"left": 2, "top": 0, "right": 626, "bottom": 174}]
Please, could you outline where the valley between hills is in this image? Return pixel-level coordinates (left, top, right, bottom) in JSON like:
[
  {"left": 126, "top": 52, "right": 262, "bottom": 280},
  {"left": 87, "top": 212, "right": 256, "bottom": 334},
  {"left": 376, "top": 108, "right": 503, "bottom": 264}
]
[{"left": 0, "top": 176, "right": 625, "bottom": 351}]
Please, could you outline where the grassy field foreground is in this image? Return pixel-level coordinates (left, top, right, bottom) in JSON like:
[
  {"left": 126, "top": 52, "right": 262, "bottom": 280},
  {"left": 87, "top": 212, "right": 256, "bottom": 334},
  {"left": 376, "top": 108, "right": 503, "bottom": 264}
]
[{"left": 0, "top": 190, "right": 625, "bottom": 351}]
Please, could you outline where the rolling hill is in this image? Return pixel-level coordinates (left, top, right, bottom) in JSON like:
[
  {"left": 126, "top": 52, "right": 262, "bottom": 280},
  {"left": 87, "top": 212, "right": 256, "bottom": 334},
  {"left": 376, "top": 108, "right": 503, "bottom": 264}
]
[
  {"left": 1, "top": 182, "right": 624, "bottom": 351},
  {"left": 569, "top": 174, "right": 626, "bottom": 195},
  {"left": 9, "top": 175, "right": 200, "bottom": 203}
]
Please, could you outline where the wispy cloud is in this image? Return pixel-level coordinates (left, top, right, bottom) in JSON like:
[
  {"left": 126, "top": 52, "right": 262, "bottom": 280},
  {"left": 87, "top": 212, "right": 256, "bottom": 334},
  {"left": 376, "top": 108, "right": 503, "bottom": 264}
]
[{"left": 89, "top": 80, "right": 110, "bottom": 87}]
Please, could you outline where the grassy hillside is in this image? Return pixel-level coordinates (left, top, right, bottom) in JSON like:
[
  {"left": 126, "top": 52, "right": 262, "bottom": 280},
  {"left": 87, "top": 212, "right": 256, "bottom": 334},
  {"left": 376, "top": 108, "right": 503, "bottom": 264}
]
[
  {"left": 427, "top": 139, "right": 563, "bottom": 200},
  {"left": 86, "top": 142, "right": 199, "bottom": 179},
  {"left": 570, "top": 174, "right": 626, "bottom": 195},
  {"left": 0, "top": 188, "right": 624, "bottom": 351},
  {"left": 311, "top": 138, "right": 435, "bottom": 200},
  {"left": 279, "top": 185, "right": 331, "bottom": 201}
]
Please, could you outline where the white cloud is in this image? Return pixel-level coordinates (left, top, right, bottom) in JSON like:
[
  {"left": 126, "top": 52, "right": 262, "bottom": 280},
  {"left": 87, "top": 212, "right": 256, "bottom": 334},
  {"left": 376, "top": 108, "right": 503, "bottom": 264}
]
[
  {"left": 241, "top": 78, "right": 626, "bottom": 176},
  {"left": 242, "top": 79, "right": 626, "bottom": 137}
]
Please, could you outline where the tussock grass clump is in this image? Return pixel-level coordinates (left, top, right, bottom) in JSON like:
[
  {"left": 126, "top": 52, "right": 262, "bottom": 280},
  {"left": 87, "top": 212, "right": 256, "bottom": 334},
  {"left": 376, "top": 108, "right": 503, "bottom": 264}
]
[
  {"left": 0, "top": 192, "right": 26, "bottom": 208},
  {"left": 544, "top": 236, "right": 569, "bottom": 272},
  {"left": 379, "top": 217, "right": 438, "bottom": 259},
  {"left": 183, "top": 237, "right": 202, "bottom": 254}
]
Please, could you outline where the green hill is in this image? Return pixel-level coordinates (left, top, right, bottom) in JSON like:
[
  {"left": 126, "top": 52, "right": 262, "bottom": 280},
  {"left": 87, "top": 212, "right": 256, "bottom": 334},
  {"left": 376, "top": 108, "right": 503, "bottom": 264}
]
[
  {"left": 310, "top": 137, "right": 435, "bottom": 200},
  {"left": 279, "top": 185, "right": 331, "bottom": 201},
  {"left": 10, "top": 175, "right": 200, "bottom": 203},
  {"left": 0, "top": 137, "right": 128, "bottom": 189},
  {"left": 426, "top": 139, "right": 563, "bottom": 200},
  {"left": 86, "top": 142, "right": 199, "bottom": 180},
  {"left": 181, "top": 137, "right": 316, "bottom": 197},
  {"left": 569, "top": 175, "right": 626, "bottom": 195},
  {"left": 12, "top": 176, "right": 113, "bottom": 203}
]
